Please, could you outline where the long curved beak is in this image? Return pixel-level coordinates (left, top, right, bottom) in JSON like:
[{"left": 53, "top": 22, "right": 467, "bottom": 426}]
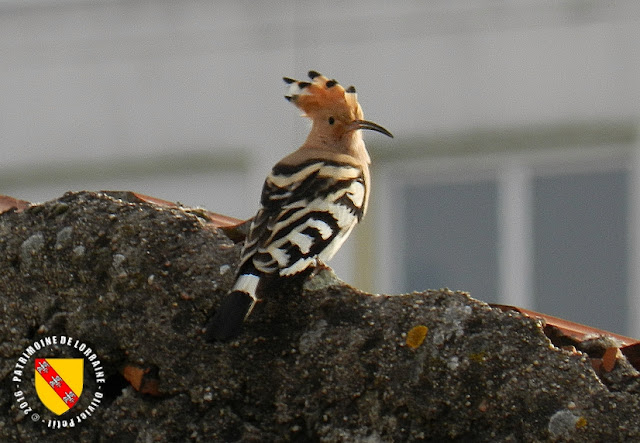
[{"left": 354, "top": 120, "right": 393, "bottom": 138}]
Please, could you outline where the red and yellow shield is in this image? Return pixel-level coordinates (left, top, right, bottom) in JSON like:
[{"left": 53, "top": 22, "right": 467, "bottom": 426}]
[{"left": 34, "top": 358, "right": 84, "bottom": 415}]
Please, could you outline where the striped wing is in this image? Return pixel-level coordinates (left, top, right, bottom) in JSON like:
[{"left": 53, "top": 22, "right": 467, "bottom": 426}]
[{"left": 238, "top": 159, "right": 367, "bottom": 277}]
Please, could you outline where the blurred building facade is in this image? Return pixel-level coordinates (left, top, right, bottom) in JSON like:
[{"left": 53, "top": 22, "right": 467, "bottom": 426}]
[{"left": 2, "top": 0, "right": 640, "bottom": 336}]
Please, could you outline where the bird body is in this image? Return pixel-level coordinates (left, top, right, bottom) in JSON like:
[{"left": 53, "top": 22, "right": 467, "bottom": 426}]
[{"left": 206, "top": 71, "right": 392, "bottom": 341}]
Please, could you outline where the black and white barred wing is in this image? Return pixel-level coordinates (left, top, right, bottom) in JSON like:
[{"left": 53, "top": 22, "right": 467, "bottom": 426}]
[{"left": 242, "top": 159, "right": 367, "bottom": 278}]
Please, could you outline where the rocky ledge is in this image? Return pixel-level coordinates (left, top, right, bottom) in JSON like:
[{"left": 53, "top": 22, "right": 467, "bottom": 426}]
[{"left": 1, "top": 191, "right": 639, "bottom": 442}]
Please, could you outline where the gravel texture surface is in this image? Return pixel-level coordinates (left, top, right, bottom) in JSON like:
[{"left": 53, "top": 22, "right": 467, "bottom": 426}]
[{"left": 1, "top": 191, "right": 639, "bottom": 442}]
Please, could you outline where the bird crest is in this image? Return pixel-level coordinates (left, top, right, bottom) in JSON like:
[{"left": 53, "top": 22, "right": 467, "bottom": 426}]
[{"left": 283, "top": 71, "right": 362, "bottom": 121}]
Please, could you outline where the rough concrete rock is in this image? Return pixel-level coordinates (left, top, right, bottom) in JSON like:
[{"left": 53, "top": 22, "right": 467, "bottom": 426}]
[{"left": 1, "top": 191, "right": 639, "bottom": 442}]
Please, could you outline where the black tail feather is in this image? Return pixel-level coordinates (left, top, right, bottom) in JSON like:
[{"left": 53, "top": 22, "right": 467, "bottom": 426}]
[{"left": 204, "top": 291, "right": 254, "bottom": 342}]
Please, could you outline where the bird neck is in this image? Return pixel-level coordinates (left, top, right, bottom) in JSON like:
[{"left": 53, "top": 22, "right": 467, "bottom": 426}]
[{"left": 300, "top": 125, "right": 371, "bottom": 165}]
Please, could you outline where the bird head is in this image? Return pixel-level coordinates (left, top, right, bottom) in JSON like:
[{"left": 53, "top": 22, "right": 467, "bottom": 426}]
[{"left": 284, "top": 71, "right": 393, "bottom": 148}]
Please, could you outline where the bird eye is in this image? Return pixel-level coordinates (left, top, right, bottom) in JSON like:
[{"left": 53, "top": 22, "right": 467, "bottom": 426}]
[{"left": 328, "top": 117, "right": 335, "bottom": 125}]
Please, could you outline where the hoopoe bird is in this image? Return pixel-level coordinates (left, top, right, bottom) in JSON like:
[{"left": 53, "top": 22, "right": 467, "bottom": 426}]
[{"left": 205, "top": 70, "right": 392, "bottom": 341}]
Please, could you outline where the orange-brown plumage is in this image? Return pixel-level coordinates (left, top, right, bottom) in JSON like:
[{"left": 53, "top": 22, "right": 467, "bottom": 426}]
[
  {"left": 284, "top": 72, "right": 361, "bottom": 121},
  {"left": 283, "top": 71, "right": 391, "bottom": 165}
]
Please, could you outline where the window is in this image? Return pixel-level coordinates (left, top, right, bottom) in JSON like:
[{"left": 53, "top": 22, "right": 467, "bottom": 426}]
[
  {"left": 375, "top": 143, "right": 633, "bottom": 336},
  {"left": 533, "top": 170, "right": 628, "bottom": 334},
  {"left": 402, "top": 179, "right": 499, "bottom": 303}
]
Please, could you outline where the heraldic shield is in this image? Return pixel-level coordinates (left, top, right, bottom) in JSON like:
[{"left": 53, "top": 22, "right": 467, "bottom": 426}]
[{"left": 34, "top": 358, "right": 84, "bottom": 415}]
